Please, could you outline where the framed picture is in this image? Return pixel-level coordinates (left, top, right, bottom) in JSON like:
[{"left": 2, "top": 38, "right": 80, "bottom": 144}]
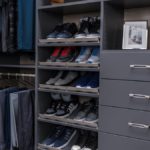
[{"left": 122, "top": 21, "right": 148, "bottom": 49}]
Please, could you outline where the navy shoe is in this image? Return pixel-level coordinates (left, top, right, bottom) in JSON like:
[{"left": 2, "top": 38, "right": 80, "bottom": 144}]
[
  {"left": 56, "top": 23, "right": 78, "bottom": 39},
  {"left": 41, "top": 126, "right": 65, "bottom": 146},
  {"left": 52, "top": 128, "right": 77, "bottom": 148},
  {"left": 86, "top": 73, "right": 99, "bottom": 88},
  {"left": 45, "top": 100, "right": 58, "bottom": 115},
  {"left": 47, "top": 25, "right": 63, "bottom": 39},
  {"left": 74, "top": 73, "right": 93, "bottom": 88},
  {"left": 55, "top": 101, "right": 79, "bottom": 117}
]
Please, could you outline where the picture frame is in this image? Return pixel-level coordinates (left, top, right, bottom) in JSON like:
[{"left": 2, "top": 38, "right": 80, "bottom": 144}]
[{"left": 122, "top": 21, "right": 148, "bottom": 49}]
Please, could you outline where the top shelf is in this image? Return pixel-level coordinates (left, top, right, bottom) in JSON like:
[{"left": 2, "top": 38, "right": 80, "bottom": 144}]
[
  {"left": 38, "top": 0, "right": 101, "bottom": 14},
  {"left": 108, "top": 0, "right": 150, "bottom": 8}
]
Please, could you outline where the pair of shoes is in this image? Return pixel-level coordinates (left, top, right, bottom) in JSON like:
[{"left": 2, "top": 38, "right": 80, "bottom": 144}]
[
  {"left": 71, "top": 132, "right": 98, "bottom": 150},
  {"left": 46, "top": 71, "right": 79, "bottom": 86},
  {"left": 41, "top": 126, "right": 78, "bottom": 149},
  {"left": 45, "top": 93, "right": 79, "bottom": 117},
  {"left": 75, "top": 16, "right": 100, "bottom": 38},
  {"left": 74, "top": 72, "right": 99, "bottom": 88},
  {"left": 74, "top": 101, "right": 98, "bottom": 123},
  {"left": 47, "top": 23, "right": 78, "bottom": 39},
  {"left": 75, "top": 47, "right": 100, "bottom": 64},
  {"left": 47, "top": 47, "right": 77, "bottom": 62}
]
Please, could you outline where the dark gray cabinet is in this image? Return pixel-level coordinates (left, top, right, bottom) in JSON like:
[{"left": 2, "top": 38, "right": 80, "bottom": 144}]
[
  {"left": 101, "top": 51, "right": 150, "bottom": 81},
  {"left": 100, "top": 106, "right": 150, "bottom": 141},
  {"left": 99, "top": 133, "right": 150, "bottom": 150},
  {"left": 100, "top": 79, "right": 150, "bottom": 111}
]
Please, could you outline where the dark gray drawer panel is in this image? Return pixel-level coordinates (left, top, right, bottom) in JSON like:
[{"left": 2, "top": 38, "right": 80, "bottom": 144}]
[
  {"left": 101, "top": 51, "right": 150, "bottom": 81},
  {"left": 100, "top": 132, "right": 150, "bottom": 150},
  {"left": 100, "top": 79, "right": 150, "bottom": 111},
  {"left": 100, "top": 106, "right": 150, "bottom": 141}
]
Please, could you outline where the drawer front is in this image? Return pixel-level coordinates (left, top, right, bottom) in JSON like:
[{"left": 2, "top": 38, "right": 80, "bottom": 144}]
[
  {"left": 100, "top": 132, "right": 150, "bottom": 150},
  {"left": 101, "top": 51, "right": 150, "bottom": 81},
  {"left": 100, "top": 79, "right": 150, "bottom": 111},
  {"left": 100, "top": 106, "right": 150, "bottom": 141}
]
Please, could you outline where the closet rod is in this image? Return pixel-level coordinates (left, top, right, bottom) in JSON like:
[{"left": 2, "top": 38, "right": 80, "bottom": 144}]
[{"left": 0, "top": 73, "right": 35, "bottom": 78}]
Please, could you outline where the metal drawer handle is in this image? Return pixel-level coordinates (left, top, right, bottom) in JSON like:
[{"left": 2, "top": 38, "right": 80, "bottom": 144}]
[
  {"left": 130, "top": 64, "right": 150, "bottom": 69},
  {"left": 128, "top": 122, "right": 150, "bottom": 129},
  {"left": 129, "top": 93, "right": 150, "bottom": 100}
]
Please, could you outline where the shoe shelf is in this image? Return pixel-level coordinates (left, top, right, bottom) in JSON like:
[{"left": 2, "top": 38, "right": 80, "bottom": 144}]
[
  {"left": 36, "top": 0, "right": 100, "bottom": 149},
  {"left": 39, "top": 37, "right": 100, "bottom": 44},
  {"left": 38, "top": 88, "right": 99, "bottom": 98},
  {"left": 39, "top": 84, "right": 99, "bottom": 94},
  {"left": 38, "top": 42, "right": 100, "bottom": 47},
  {"left": 38, "top": 63, "right": 100, "bottom": 72},
  {"left": 38, "top": 0, "right": 101, "bottom": 14},
  {"left": 38, "top": 117, "right": 98, "bottom": 132}
]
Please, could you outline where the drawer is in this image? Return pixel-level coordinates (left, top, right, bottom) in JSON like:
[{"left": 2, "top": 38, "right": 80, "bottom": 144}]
[
  {"left": 100, "top": 106, "right": 150, "bottom": 141},
  {"left": 100, "top": 132, "right": 150, "bottom": 150},
  {"left": 100, "top": 79, "right": 150, "bottom": 111},
  {"left": 101, "top": 51, "right": 150, "bottom": 81}
]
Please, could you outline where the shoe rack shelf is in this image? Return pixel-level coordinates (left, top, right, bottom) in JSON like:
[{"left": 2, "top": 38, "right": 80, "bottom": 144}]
[
  {"left": 38, "top": 42, "right": 100, "bottom": 47},
  {"left": 38, "top": 117, "right": 98, "bottom": 132},
  {"left": 38, "top": 88, "right": 99, "bottom": 98},
  {"left": 36, "top": 0, "right": 101, "bottom": 149}
]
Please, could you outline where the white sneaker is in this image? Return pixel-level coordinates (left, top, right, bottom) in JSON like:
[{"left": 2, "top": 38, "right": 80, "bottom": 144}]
[
  {"left": 46, "top": 71, "right": 63, "bottom": 85},
  {"left": 55, "top": 71, "right": 79, "bottom": 86},
  {"left": 87, "top": 47, "right": 100, "bottom": 64},
  {"left": 71, "top": 145, "right": 81, "bottom": 150},
  {"left": 75, "top": 47, "right": 92, "bottom": 63}
]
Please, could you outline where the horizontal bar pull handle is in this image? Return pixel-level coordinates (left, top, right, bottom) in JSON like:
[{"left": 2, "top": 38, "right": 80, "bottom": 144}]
[
  {"left": 128, "top": 122, "right": 150, "bottom": 129},
  {"left": 129, "top": 93, "right": 150, "bottom": 100},
  {"left": 130, "top": 64, "right": 150, "bottom": 69}
]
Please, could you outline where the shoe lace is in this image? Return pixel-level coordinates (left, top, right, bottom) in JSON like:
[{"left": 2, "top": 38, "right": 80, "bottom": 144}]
[
  {"left": 67, "top": 103, "right": 75, "bottom": 112},
  {"left": 60, "top": 103, "right": 67, "bottom": 109},
  {"left": 64, "top": 129, "right": 73, "bottom": 140},
  {"left": 56, "top": 102, "right": 62, "bottom": 109},
  {"left": 54, "top": 129, "right": 62, "bottom": 138}
]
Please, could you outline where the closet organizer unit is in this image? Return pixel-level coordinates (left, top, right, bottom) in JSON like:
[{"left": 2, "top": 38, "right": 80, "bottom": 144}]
[
  {"left": 100, "top": 0, "right": 150, "bottom": 150},
  {"left": 36, "top": 0, "right": 101, "bottom": 150}
]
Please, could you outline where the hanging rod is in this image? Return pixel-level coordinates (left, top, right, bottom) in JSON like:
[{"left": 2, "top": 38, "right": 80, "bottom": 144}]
[{"left": 0, "top": 73, "right": 35, "bottom": 78}]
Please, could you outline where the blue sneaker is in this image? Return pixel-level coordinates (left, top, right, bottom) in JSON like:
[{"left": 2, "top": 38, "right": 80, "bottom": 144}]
[
  {"left": 86, "top": 73, "right": 99, "bottom": 88},
  {"left": 47, "top": 25, "right": 63, "bottom": 39},
  {"left": 41, "top": 126, "right": 65, "bottom": 146},
  {"left": 75, "top": 47, "right": 92, "bottom": 63},
  {"left": 52, "top": 128, "right": 77, "bottom": 148},
  {"left": 74, "top": 73, "right": 93, "bottom": 88},
  {"left": 56, "top": 23, "right": 78, "bottom": 39},
  {"left": 87, "top": 47, "right": 100, "bottom": 64}
]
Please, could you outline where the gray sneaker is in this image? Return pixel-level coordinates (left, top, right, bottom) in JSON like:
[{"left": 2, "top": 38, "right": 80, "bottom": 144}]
[
  {"left": 55, "top": 71, "right": 79, "bottom": 86},
  {"left": 46, "top": 71, "right": 63, "bottom": 85},
  {"left": 74, "top": 102, "right": 93, "bottom": 121},
  {"left": 51, "top": 93, "right": 61, "bottom": 101}
]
